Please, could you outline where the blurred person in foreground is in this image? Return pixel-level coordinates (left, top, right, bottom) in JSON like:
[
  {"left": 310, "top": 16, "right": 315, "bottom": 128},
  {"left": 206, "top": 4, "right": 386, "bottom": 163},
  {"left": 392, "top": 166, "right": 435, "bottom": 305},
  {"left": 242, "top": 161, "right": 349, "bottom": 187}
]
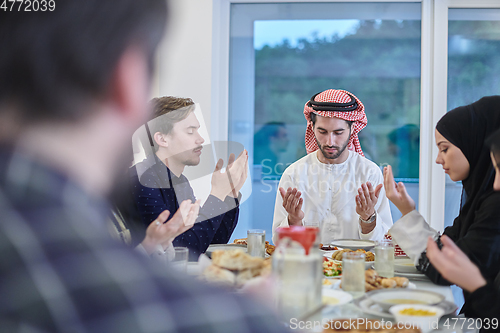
[
  {"left": 425, "top": 128, "right": 500, "bottom": 324},
  {"left": 272, "top": 89, "right": 393, "bottom": 244},
  {"left": 132, "top": 97, "right": 247, "bottom": 260},
  {"left": 0, "top": 2, "right": 288, "bottom": 332},
  {"left": 384, "top": 96, "right": 500, "bottom": 316}
]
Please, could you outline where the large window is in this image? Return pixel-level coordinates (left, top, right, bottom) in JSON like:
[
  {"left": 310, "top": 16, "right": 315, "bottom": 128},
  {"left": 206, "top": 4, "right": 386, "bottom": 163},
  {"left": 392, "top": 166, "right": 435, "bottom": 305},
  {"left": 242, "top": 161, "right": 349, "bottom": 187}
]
[
  {"left": 228, "top": 2, "right": 421, "bottom": 241},
  {"left": 444, "top": 8, "right": 500, "bottom": 228}
]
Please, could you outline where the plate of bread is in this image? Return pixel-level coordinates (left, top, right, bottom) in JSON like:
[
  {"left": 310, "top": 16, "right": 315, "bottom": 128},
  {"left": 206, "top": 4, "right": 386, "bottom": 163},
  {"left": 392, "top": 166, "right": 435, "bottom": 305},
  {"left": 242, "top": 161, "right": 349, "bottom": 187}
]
[
  {"left": 327, "top": 249, "right": 374, "bottom": 269},
  {"left": 200, "top": 249, "right": 272, "bottom": 288}
]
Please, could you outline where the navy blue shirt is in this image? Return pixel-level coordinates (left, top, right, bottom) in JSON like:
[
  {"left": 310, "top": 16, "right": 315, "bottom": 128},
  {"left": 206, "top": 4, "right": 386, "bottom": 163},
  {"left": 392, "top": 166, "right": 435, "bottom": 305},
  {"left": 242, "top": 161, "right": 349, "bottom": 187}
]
[{"left": 132, "top": 154, "right": 239, "bottom": 259}]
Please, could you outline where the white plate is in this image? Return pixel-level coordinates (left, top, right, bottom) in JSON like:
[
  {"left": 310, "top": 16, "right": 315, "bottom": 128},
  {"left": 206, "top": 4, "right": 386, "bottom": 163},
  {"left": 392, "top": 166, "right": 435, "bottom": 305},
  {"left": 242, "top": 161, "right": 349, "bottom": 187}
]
[
  {"left": 330, "top": 239, "right": 376, "bottom": 251},
  {"left": 331, "top": 280, "right": 416, "bottom": 290},
  {"left": 395, "top": 271, "right": 429, "bottom": 280},
  {"left": 206, "top": 243, "right": 247, "bottom": 253},
  {"left": 353, "top": 296, "right": 457, "bottom": 319},
  {"left": 366, "top": 288, "right": 444, "bottom": 311},
  {"left": 322, "top": 289, "right": 353, "bottom": 306},
  {"left": 394, "top": 258, "right": 418, "bottom": 274},
  {"left": 205, "top": 244, "right": 271, "bottom": 258}
]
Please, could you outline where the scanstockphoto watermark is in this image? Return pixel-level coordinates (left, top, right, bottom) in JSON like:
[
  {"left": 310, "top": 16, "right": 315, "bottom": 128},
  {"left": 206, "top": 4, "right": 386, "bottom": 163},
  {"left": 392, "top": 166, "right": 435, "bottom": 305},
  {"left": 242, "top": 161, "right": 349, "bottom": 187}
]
[
  {"left": 260, "top": 159, "right": 388, "bottom": 194},
  {"left": 289, "top": 318, "right": 431, "bottom": 331},
  {"left": 260, "top": 171, "right": 382, "bottom": 196}
]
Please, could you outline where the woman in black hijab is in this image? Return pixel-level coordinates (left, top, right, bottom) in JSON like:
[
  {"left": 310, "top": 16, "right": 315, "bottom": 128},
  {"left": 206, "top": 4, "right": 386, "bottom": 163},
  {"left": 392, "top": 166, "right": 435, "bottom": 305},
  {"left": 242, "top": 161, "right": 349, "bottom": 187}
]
[
  {"left": 384, "top": 95, "right": 500, "bottom": 316},
  {"left": 426, "top": 128, "right": 500, "bottom": 322}
]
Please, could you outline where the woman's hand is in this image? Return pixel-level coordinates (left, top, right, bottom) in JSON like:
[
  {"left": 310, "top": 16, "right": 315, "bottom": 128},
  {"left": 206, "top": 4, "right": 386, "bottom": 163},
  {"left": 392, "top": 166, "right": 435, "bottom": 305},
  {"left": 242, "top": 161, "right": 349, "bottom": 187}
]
[
  {"left": 426, "top": 235, "right": 487, "bottom": 293},
  {"left": 383, "top": 165, "right": 415, "bottom": 216}
]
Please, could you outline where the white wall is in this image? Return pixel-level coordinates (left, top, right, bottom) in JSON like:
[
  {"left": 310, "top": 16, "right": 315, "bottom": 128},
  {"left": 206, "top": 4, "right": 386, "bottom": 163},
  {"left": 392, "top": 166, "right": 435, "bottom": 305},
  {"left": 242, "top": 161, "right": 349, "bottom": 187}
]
[{"left": 153, "top": 0, "right": 214, "bottom": 132}]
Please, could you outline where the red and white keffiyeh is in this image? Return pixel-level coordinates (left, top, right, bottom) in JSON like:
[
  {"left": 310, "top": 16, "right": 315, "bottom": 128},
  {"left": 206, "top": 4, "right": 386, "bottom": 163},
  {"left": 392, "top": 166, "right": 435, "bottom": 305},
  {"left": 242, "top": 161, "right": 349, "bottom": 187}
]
[{"left": 303, "top": 89, "right": 367, "bottom": 156}]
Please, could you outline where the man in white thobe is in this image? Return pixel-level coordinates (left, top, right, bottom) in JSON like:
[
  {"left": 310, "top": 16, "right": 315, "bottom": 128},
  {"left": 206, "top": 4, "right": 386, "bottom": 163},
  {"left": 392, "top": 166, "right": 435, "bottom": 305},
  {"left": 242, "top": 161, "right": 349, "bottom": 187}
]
[{"left": 272, "top": 89, "right": 393, "bottom": 244}]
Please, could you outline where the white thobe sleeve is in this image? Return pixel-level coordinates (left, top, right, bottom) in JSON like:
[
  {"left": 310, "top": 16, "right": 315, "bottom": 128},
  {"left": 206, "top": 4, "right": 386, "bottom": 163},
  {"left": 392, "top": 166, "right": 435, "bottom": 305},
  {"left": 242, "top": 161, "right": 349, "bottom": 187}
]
[
  {"left": 272, "top": 172, "right": 296, "bottom": 245},
  {"left": 389, "top": 210, "right": 439, "bottom": 265},
  {"left": 357, "top": 170, "right": 393, "bottom": 241}
]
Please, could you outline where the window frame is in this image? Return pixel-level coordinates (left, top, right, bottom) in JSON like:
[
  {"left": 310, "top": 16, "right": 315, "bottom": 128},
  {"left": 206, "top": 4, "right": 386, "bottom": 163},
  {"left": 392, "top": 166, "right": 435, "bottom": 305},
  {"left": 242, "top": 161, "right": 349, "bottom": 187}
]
[{"left": 212, "top": 0, "right": 500, "bottom": 232}]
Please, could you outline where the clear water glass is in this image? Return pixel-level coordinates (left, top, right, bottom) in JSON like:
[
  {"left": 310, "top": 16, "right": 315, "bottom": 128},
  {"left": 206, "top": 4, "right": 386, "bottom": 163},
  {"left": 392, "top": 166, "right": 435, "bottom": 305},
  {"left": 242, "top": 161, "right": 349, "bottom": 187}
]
[
  {"left": 374, "top": 239, "right": 395, "bottom": 278},
  {"left": 247, "top": 229, "right": 266, "bottom": 257},
  {"left": 170, "top": 247, "right": 189, "bottom": 274},
  {"left": 342, "top": 251, "right": 366, "bottom": 298}
]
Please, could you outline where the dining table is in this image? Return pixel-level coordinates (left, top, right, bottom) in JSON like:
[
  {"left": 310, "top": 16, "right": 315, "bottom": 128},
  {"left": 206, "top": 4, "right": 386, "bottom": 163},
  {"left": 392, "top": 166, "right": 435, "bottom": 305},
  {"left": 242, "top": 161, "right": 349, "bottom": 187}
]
[
  {"left": 189, "top": 239, "right": 483, "bottom": 333},
  {"left": 187, "top": 260, "right": 476, "bottom": 333}
]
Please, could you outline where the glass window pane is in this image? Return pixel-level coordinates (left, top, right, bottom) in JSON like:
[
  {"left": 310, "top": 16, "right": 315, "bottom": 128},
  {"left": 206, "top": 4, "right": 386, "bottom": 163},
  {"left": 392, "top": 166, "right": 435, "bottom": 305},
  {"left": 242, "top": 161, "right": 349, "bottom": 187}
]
[
  {"left": 229, "top": 3, "right": 421, "bottom": 241},
  {"left": 445, "top": 9, "right": 500, "bottom": 228}
]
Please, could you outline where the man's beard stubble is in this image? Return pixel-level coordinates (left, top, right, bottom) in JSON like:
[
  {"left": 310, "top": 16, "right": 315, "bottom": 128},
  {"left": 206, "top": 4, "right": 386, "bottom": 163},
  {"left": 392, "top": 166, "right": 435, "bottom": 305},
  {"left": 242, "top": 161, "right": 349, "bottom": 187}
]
[
  {"left": 181, "top": 146, "right": 203, "bottom": 166},
  {"left": 316, "top": 137, "right": 350, "bottom": 160}
]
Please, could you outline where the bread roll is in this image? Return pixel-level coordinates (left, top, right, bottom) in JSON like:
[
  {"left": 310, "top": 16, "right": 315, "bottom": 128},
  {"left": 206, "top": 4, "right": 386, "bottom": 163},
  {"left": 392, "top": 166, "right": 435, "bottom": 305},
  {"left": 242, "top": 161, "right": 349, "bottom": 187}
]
[
  {"left": 211, "top": 249, "right": 264, "bottom": 271},
  {"left": 202, "top": 265, "right": 235, "bottom": 287},
  {"left": 365, "top": 269, "right": 378, "bottom": 284},
  {"left": 380, "top": 278, "right": 397, "bottom": 289},
  {"left": 391, "top": 276, "right": 409, "bottom": 288}
]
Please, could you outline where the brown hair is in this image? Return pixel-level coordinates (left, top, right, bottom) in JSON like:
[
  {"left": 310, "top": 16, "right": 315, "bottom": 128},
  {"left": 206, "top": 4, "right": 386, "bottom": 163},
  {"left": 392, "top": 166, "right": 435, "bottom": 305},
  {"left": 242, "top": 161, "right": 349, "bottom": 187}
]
[
  {"left": 147, "top": 96, "right": 195, "bottom": 150},
  {"left": 149, "top": 96, "right": 194, "bottom": 134}
]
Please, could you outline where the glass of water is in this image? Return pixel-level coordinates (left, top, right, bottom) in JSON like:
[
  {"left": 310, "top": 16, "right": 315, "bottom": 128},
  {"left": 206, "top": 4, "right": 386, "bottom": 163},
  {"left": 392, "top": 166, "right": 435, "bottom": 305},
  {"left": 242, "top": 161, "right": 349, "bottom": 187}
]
[
  {"left": 342, "top": 251, "right": 366, "bottom": 298},
  {"left": 247, "top": 229, "right": 266, "bottom": 257},
  {"left": 374, "top": 239, "right": 395, "bottom": 277},
  {"left": 170, "top": 247, "right": 189, "bottom": 274},
  {"left": 274, "top": 226, "right": 322, "bottom": 322}
]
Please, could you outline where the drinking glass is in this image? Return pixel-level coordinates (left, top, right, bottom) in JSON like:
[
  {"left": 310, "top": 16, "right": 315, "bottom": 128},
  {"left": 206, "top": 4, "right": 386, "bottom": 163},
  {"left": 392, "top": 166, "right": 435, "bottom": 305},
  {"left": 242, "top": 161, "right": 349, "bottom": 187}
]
[
  {"left": 273, "top": 226, "right": 322, "bottom": 322},
  {"left": 342, "top": 252, "right": 365, "bottom": 298},
  {"left": 247, "top": 229, "right": 266, "bottom": 257},
  {"left": 170, "top": 247, "right": 189, "bottom": 274},
  {"left": 374, "top": 239, "right": 395, "bottom": 277}
]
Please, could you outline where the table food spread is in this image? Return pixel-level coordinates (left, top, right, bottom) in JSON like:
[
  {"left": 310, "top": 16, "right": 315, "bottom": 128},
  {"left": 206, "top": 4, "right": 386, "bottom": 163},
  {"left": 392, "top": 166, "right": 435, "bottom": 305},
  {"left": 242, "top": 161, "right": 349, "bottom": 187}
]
[{"left": 197, "top": 235, "right": 458, "bottom": 332}]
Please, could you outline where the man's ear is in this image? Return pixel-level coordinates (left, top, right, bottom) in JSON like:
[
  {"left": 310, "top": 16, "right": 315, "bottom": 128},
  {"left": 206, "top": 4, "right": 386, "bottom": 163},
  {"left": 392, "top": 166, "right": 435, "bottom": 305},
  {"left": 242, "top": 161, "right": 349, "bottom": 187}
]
[{"left": 154, "top": 132, "right": 168, "bottom": 148}]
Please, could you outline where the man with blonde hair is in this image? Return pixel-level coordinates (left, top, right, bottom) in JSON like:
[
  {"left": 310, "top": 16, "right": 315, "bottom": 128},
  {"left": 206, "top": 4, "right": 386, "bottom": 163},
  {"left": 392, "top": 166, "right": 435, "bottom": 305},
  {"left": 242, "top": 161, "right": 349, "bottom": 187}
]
[{"left": 133, "top": 96, "right": 248, "bottom": 259}]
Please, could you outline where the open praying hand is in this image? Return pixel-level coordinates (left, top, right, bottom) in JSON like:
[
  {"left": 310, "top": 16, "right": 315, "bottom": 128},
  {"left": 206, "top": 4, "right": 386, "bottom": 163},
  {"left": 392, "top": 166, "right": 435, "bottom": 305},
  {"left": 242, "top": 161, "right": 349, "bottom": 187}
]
[
  {"left": 210, "top": 150, "right": 248, "bottom": 201},
  {"left": 279, "top": 187, "right": 304, "bottom": 226},
  {"left": 355, "top": 182, "right": 382, "bottom": 221},
  {"left": 141, "top": 199, "right": 200, "bottom": 255},
  {"left": 383, "top": 165, "right": 415, "bottom": 216}
]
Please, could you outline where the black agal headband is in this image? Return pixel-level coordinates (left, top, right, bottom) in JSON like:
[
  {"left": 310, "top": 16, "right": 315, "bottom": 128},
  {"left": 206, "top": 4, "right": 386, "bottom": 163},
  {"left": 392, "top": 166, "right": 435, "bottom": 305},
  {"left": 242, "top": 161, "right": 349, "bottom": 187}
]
[{"left": 307, "top": 92, "right": 358, "bottom": 112}]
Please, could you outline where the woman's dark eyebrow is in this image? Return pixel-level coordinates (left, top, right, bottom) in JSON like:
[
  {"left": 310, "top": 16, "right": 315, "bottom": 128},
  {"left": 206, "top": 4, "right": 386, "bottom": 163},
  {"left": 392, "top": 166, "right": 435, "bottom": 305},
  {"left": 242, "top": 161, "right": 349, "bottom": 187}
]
[{"left": 437, "top": 141, "right": 448, "bottom": 146}]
